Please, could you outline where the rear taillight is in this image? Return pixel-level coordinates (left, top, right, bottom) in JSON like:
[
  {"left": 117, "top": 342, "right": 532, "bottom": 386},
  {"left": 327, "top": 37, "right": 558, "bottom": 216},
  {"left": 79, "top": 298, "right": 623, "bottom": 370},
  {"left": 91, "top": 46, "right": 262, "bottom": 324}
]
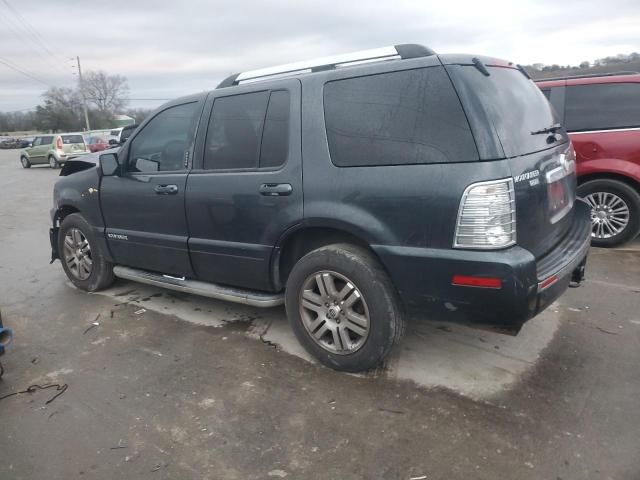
[
  {"left": 453, "top": 178, "right": 516, "bottom": 249},
  {"left": 56, "top": 137, "right": 63, "bottom": 150}
]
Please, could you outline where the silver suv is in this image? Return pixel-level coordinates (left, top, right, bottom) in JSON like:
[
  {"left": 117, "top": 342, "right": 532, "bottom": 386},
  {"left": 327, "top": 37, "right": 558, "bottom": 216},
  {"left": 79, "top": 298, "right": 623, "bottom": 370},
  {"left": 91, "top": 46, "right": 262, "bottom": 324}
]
[{"left": 20, "top": 134, "right": 88, "bottom": 168}]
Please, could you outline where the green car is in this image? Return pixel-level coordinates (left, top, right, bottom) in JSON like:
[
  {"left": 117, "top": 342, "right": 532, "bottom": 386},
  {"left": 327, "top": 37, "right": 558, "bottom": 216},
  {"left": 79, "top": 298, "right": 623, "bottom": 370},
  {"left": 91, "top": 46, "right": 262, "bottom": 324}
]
[{"left": 20, "top": 134, "right": 88, "bottom": 169}]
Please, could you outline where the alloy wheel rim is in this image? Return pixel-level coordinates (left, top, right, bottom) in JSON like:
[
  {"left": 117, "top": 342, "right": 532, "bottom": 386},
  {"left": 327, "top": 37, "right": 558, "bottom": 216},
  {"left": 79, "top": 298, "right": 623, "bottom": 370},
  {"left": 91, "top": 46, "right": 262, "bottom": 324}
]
[
  {"left": 584, "top": 192, "right": 630, "bottom": 239},
  {"left": 21, "top": 157, "right": 27, "bottom": 167},
  {"left": 299, "top": 270, "right": 370, "bottom": 355},
  {"left": 63, "top": 228, "right": 93, "bottom": 280},
  {"left": 49, "top": 157, "right": 56, "bottom": 168}
]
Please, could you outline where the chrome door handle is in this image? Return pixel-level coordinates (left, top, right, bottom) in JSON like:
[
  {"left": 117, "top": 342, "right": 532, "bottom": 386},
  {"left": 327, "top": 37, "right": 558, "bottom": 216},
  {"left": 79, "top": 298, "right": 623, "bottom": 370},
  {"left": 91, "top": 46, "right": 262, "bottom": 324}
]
[
  {"left": 155, "top": 184, "right": 178, "bottom": 195},
  {"left": 259, "top": 183, "right": 292, "bottom": 196}
]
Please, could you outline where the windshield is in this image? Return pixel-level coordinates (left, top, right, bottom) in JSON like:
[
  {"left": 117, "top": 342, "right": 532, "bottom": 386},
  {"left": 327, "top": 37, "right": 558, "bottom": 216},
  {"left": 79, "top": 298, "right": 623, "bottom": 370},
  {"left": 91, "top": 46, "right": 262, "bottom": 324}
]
[{"left": 452, "top": 66, "right": 568, "bottom": 157}]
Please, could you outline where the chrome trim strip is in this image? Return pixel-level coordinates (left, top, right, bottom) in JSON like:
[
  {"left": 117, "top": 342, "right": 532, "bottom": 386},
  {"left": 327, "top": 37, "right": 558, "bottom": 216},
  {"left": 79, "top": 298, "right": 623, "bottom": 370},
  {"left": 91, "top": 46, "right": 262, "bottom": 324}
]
[
  {"left": 113, "top": 266, "right": 284, "bottom": 307},
  {"left": 569, "top": 126, "right": 640, "bottom": 135}
]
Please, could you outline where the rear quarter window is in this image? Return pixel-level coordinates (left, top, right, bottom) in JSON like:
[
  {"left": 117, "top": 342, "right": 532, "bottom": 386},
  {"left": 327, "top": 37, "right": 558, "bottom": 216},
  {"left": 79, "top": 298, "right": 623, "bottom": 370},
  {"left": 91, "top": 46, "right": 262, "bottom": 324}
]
[
  {"left": 565, "top": 83, "right": 640, "bottom": 132},
  {"left": 323, "top": 66, "right": 478, "bottom": 167}
]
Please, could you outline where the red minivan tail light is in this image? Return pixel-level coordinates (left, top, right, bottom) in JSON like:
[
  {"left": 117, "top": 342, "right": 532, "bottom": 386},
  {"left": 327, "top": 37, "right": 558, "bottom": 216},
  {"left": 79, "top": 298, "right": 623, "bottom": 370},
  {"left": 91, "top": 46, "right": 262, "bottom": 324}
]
[
  {"left": 452, "top": 275, "right": 502, "bottom": 289},
  {"left": 56, "top": 137, "right": 63, "bottom": 150}
]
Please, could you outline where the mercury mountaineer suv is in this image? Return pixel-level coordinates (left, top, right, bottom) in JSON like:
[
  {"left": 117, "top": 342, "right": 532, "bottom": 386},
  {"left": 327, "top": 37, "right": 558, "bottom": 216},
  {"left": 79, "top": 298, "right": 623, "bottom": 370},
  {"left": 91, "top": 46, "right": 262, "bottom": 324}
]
[{"left": 49, "top": 45, "right": 591, "bottom": 372}]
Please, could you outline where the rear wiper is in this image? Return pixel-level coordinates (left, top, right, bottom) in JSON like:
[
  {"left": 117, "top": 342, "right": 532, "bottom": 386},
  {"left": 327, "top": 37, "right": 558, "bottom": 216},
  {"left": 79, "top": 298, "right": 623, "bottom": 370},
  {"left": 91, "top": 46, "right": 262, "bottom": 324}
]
[{"left": 531, "top": 123, "right": 563, "bottom": 135}]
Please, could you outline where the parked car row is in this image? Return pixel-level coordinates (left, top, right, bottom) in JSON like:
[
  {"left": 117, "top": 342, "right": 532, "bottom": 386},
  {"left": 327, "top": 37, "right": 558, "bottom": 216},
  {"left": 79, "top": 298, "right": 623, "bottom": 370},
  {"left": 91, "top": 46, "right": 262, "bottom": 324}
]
[
  {"left": 0, "top": 137, "right": 32, "bottom": 149},
  {"left": 18, "top": 125, "right": 140, "bottom": 168}
]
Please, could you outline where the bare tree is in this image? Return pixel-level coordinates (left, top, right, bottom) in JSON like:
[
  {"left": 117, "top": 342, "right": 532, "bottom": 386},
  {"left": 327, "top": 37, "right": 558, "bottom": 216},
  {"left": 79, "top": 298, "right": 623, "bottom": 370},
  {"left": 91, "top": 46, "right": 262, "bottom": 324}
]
[
  {"left": 35, "top": 87, "right": 83, "bottom": 132},
  {"left": 82, "top": 70, "right": 130, "bottom": 114}
]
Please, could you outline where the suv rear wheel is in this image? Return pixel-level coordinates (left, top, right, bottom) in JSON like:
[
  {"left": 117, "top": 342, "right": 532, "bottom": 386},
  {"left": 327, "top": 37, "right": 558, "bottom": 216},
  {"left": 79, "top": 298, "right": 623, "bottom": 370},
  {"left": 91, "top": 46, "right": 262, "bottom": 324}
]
[
  {"left": 578, "top": 178, "right": 640, "bottom": 247},
  {"left": 48, "top": 155, "right": 59, "bottom": 169},
  {"left": 285, "top": 243, "right": 404, "bottom": 372},
  {"left": 58, "top": 213, "right": 115, "bottom": 291},
  {"left": 20, "top": 156, "right": 31, "bottom": 168}
]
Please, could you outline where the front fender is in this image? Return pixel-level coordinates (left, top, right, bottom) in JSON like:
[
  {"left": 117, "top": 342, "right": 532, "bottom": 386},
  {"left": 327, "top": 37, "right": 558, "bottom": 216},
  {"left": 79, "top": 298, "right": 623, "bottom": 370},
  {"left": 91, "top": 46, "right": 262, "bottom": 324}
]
[{"left": 51, "top": 166, "right": 113, "bottom": 262}]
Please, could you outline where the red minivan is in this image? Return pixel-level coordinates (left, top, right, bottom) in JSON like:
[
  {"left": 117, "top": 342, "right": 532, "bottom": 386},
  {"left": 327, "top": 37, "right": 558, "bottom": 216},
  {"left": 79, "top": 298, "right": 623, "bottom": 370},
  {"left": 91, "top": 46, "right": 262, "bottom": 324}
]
[{"left": 536, "top": 73, "right": 640, "bottom": 247}]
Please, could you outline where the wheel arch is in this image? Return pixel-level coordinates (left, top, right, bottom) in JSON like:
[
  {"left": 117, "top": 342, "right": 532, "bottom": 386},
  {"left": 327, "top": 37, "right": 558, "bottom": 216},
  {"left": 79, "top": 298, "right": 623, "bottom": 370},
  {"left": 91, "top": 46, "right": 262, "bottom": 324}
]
[
  {"left": 53, "top": 204, "right": 81, "bottom": 227},
  {"left": 272, "top": 224, "right": 387, "bottom": 291},
  {"left": 577, "top": 171, "right": 640, "bottom": 196}
]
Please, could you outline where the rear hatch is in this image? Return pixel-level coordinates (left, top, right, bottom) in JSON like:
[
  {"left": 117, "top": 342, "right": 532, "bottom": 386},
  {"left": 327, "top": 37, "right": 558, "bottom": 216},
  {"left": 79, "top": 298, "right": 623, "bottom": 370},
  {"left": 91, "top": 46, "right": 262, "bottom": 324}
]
[
  {"left": 444, "top": 57, "right": 576, "bottom": 258},
  {"left": 61, "top": 134, "right": 87, "bottom": 154}
]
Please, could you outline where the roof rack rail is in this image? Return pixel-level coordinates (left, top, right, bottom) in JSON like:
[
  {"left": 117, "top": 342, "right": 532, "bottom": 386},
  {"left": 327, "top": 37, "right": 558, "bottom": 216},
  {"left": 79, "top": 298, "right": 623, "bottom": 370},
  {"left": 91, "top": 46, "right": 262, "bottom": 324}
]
[
  {"left": 217, "top": 44, "right": 436, "bottom": 89},
  {"left": 534, "top": 71, "right": 639, "bottom": 82}
]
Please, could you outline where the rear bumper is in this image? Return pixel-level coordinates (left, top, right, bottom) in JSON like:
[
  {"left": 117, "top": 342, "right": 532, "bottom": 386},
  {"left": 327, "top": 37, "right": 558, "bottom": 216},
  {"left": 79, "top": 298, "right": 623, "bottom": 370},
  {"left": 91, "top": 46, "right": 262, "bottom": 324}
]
[
  {"left": 373, "top": 201, "right": 592, "bottom": 333},
  {"left": 58, "top": 151, "right": 88, "bottom": 162}
]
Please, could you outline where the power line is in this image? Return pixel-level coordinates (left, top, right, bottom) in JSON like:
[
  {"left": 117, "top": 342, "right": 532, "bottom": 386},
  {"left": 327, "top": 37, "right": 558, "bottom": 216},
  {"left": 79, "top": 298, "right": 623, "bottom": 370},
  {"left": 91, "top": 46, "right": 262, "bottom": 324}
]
[
  {"left": 0, "top": 0, "right": 68, "bottom": 65},
  {"left": 0, "top": 0, "right": 70, "bottom": 77},
  {"left": 0, "top": 57, "right": 50, "bottom": 86}
]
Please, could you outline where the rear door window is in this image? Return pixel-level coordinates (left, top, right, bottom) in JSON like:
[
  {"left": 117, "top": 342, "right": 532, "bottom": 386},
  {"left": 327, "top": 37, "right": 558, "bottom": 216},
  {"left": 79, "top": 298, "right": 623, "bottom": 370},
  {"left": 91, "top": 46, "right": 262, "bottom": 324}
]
[
  {"left": 323, "top": 67, "right": 478, "bottom": 167},
  {"left": 204, "top": 90, "right": 291, "bottom": 170},
  {"left": 565, "top": 83, "right": 640, "bottom": 132},
  {"left": 40, "top": 136, "right": 53, "bottom": 146},
  {"left": 259, "top": 90, "right": 290, "bottom": 168}
]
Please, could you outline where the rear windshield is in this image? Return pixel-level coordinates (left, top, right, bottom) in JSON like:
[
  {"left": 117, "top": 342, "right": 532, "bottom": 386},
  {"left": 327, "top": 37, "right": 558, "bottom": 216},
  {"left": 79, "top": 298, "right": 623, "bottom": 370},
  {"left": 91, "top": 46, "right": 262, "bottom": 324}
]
[
  {"left": 62, "top": 135, "right": 84, "bottom": 144},
  {"left": 451, "top": 66, "right": 567, "bottom": 158}
]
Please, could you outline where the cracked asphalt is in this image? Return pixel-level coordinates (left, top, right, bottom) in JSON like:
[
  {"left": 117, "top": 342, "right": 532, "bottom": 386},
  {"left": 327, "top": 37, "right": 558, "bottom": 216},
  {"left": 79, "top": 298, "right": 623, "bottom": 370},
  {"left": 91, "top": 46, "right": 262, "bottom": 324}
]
[{"left": 0, "top": 150, "right": 639, "bottom": 479}]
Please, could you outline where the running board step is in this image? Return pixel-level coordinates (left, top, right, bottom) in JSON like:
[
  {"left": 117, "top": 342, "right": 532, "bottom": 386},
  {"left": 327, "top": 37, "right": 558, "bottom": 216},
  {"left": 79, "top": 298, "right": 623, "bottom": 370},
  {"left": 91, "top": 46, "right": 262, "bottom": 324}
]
[{"left": 112, "top": 266, "right": 284, "bottom": 308}]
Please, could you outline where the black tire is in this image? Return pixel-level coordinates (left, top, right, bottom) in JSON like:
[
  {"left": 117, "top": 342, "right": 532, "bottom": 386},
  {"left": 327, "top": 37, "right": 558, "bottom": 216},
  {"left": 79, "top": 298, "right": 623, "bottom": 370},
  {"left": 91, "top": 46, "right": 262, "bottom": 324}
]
[
  {"left": 20, "top": 156, "right": 31, "bottom": 168},
  {"left": 48, "top": 155, "right": 59, "bottom": 169},
  {"left": 285, "top": 243, "right": 405, "bottom": 372},
  {"left": 577, "top": 179, "right": 640, "bottom": 248},
  {"left": 58, "top": 213, "right": 115, "bottom": 291}
]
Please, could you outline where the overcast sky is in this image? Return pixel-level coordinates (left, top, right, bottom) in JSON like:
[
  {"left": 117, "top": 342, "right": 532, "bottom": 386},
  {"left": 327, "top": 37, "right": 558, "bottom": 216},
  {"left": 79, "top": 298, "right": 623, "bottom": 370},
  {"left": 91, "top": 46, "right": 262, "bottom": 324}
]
[{"left": 0, "top": 0, "right": 638, "bottom": 112}]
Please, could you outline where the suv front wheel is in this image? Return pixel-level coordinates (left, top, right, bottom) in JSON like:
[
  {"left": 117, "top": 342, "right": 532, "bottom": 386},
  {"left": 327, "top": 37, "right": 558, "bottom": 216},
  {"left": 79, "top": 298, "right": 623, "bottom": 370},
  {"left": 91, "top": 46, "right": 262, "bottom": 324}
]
[
  {"left": 285, "top": 243, "right": 405, "bottom": 372},
  {"left": 578, "top": 178, "right": 640, "bottom": 247},
  {"left": 58, "top": 213, "right": 115, "bottom": 291}
]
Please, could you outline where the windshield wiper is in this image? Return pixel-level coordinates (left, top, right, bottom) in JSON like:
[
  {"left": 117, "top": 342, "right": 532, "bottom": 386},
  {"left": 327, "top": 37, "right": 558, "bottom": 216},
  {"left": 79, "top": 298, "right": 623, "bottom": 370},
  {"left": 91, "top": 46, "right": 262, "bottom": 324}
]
[{"left": 531, "top": 123, "right": 563, "bottom": 135}]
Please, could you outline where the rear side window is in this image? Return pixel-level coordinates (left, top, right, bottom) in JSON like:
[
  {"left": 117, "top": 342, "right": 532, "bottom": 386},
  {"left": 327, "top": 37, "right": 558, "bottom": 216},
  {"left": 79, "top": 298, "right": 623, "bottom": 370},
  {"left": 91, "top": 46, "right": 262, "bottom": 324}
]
[
  {"left": 565, "top": 83, "right": 640, "bottom": 132},
  {"left": 204, "top": 90, "right": 290, "bottom": 170},
  {"left": 40, "top": 136, "right": 53, "bottom": 145},
  {"left": 323, "top": 67, "right": 478, "bottom": 167},
  {"left": 62, "top": 135, "right": 84, "bottom": 144}
]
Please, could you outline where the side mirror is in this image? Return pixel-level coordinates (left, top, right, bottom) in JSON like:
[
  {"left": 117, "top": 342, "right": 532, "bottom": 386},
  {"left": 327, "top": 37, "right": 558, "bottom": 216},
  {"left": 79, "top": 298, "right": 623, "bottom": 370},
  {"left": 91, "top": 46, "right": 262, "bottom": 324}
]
[
  {"left": 99, "top": 153, "right": 120, "bottom": 177},
  {"left": 108, "top": 139, "right": 118, "bottom": 146},
  {"left": 27, "top": 142, "right": 32, "bottom": 147}
]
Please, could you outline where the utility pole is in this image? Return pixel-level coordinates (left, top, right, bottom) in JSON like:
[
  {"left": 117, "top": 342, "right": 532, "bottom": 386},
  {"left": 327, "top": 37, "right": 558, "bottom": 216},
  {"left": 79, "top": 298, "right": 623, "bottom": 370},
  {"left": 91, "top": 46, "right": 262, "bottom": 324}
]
[{"left": 76, "top": 56, "right": 91, "bottom": 131}]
